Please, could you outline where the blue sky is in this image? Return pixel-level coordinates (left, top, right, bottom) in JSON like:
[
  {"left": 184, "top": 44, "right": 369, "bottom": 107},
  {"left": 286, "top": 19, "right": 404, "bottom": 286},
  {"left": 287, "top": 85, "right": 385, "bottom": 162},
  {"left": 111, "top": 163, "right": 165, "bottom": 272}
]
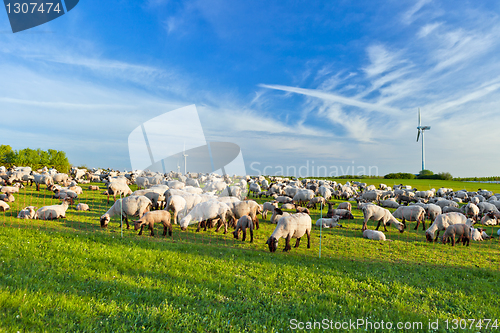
[{"left": 1, "top": 0, "right": 500, "bottom": 177}]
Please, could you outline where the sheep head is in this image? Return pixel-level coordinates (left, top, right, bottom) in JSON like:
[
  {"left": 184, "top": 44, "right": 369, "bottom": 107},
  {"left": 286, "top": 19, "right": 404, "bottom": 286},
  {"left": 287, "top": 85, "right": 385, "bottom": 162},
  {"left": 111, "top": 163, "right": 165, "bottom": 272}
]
[
  {"left": 100, "top": 214, "right": 111, "bottom": 228},
  {"left": 266, "top": 236, "right": 278, "bottom": 253}
]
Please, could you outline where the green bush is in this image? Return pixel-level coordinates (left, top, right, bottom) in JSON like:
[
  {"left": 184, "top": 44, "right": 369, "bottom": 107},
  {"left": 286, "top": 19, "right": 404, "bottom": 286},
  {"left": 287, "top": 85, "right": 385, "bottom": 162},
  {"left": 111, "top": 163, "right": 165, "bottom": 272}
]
[
  {"left": 384, "top": 172, "right": 416, "bottom": 179},
  {"left": 0, "top": 145, "right": 71, "bottom": 173}
]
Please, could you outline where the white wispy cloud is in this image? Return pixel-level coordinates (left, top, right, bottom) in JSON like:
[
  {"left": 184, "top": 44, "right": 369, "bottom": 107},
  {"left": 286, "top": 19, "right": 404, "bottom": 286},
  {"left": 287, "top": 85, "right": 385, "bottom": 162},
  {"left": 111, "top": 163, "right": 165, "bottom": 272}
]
[{"left": 402, "top": 0, "right": 432, "bottom": 24}]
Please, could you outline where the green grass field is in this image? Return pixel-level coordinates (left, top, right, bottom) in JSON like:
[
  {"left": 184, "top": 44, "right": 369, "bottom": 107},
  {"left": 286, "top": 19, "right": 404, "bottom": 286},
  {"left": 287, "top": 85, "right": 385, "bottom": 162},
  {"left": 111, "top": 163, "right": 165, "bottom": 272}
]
[{"left": 1, "top": 181, "right": 499, "bottom": 332}]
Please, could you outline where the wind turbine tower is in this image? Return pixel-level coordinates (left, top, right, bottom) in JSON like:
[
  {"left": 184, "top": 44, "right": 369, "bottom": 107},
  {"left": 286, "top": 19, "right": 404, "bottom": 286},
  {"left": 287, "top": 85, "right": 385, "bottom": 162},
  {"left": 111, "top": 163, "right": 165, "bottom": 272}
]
[
  {"left": 183, "top": 145, "right": 188, "bottom": 175},
  {"left": 416, "top": 108, "right": 431, "bottom": 172}
]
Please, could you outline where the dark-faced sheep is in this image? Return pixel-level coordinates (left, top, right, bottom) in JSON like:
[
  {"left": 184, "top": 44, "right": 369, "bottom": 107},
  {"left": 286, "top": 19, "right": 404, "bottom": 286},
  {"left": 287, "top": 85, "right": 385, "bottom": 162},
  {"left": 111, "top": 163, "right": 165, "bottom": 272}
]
[{"left": 266, "top": 213, "right": 311, "bottom": 252}]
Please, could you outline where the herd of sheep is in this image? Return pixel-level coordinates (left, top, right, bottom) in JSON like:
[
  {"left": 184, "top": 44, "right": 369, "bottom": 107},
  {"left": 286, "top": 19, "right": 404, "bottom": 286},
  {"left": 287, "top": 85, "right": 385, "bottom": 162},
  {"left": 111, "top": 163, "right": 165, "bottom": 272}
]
[{"left": 1, "top": 165, "right": 499, "bottom": 251}]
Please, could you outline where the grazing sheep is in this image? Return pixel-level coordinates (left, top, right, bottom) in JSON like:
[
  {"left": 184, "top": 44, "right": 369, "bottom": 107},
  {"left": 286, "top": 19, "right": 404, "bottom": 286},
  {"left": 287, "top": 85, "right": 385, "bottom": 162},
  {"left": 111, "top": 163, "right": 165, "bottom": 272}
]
[
  {"left": 89, "top": 185, "right": 100, "bottom": 191},
  {"left": 361, "top": 205, "right": 404, "bottom": 233},
  {"left": 477, "top": 202, "right": 499, "bottom": 215},
  {"left": 229, "top": 200, "right": 262, "bottom": 229},
  {"left": 327, "top": 208, "right": 354, "bottom": 220},
  {"left": 0, "top": 201, "right": 10, "bottom": 212},
  {"left": 232, "top": 215, "right": 254, "bottom": 242},
  {"left": 107, "top": 182, "right": 133, "bottom": 204},
  {"left": 17, "top": 206, "right": 37, "bottom": 219},
  {"left": 266, "top": 213, "right": 312, "bottom": 252},
  {"left": 315, "top": 216, "right": 341, "bottom": 228},
  {"left": 441, "top": 224, "right": 470, "bottom": 246},
  {"left": 100, "top": 195, "right": 152, "bottom": 229},
  {"left": 293, "top": 189, "right": 315, "bottom": 206},
  {"left": 134, "top": 210, "right": 172, "bottom": 237},
  {"left": 379, "top": 199, "right": 400, "bottom": 209},
  {"left": 76, "top": 203, "right": 90, "bottom": 211},
  {"left": 249, "top": 183, "right": 262, "bottom": 197},
  {"left": 425, "top": 212, "right": 467, "bottom": 242},
  {"left": 363, "top": 229, "right": 388, "bottom": 241},
  {"left": 435, "top": 199, "right": 459, "bottom": 209},
  {"left": 37, "top": 199, "right": 72, "bottom": 220},
  {"left": 165, "top": 195, "right": 187, "bottom": 225},
  {"left": 179, "top": 200, "right": 234, "bottom": 233},
  {"left": 262, "top": 201, "right": 279, "bottom": 219},
  {"left": 33, "top": 174, "right": 53, "bottom": 191},
  {"left": 276, "top": 196, "right": 293, "bottom": 204},
  {"left": 392, "top": 206, "right": 427, "bottom": 230}
]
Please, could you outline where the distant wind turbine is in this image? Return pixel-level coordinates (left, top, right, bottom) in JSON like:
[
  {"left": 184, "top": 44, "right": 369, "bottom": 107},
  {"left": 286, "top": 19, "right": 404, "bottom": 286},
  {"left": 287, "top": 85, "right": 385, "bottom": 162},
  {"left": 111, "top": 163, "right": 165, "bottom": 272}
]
[
  {"left": 416, "top": 108, "right": 431, "bottom": 172},
  {"left": 183, "top": 144, "right": 188, "bottom": 174}
]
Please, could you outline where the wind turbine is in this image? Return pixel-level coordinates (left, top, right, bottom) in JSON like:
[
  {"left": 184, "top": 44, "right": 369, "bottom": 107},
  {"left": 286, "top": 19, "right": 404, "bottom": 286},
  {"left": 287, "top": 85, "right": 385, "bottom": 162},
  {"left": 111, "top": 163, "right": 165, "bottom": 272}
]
[
  {"left": 183, "top": 144, "right": 188, "bottom": 175},
  {"left": 416, "top": 108, "right": 431, "bottom": 172}
]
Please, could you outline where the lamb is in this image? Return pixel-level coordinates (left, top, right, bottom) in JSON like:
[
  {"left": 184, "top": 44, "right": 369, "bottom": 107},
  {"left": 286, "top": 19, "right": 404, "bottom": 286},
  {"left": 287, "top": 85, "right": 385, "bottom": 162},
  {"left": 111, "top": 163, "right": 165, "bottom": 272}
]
[
  {"left": 362, "top": 229, "right": 388, "bottom": 241},
  {"left": 441, "top": 224, "right": 470, "bottom": 246},
  {"left": 76, "top": 203, "right": 90, "bottom": 211},
  {"left": 480, "top": 211, "right": 500, "bottom": 225},
  {"left": 37, "top": 199, "right": 72, "bottom": 220},
  {"left": 295, "top": 204, "right": 310, "bottom": 215},
  {"left": 0, "top": 201, "right": 10, "bottom": 212},
  {"left": 100, "top": 195, "right": 152, "bottom": 229},
  {"left": 425, "top": 212, "right": 467, "bottom": 242},
  {"left": 89, "top": 185, "right": 100, "bottom": 191},
  {"left": 281, "top": 203, "right": 295, "bottom": 210},
  {"left": 133, "top": 210, "right": 172, "bottom": 237},
  {"left": 477, "top": 202, "right": 499, "bottom": 215},
  {"left": 179, "top": 200, "right": 234, "bottom": 233},
  {"left": 276, "top": 196, "right": 293, "bottom": 204},
  {"left": 315, "top": 216, "right": 341, "bottom": 228},
  {"left": 361, "top": 205, "right": 404, "bottom": 233},
  {"left": 262, "top": 201, "right": 279, "bottom": 219},
  {"left": 17, "top": 206, "right": 37, "bottom": 219},
  {"left": 52, "top": 173, "right": 70, "bottom": 186},
  {"left": 0, "top": 186, "right": 19, "bottom": 193},
  {"left": 379, "top": 199, "right": 400, "bottom": 209},
  {"left": 327, "top": 206, "right": 354, "bottom": 219},
  {"left": 135, "top": 176, "right": 150, "bottom": 189},
  {"left": 232, "top": 215, "right": 254, "bottom": 242},
  {"left": 470, "top": 227, "right": 489, "bottom": 241},
  {"left": 249, "top": 183, "right": 262, "bottom": 196},
  {"left": 107, "top": 181, "right": 133, "bottom": 203},
  {"left": 266, "top": 213, "right": 312, "bottom": 252},
  {"left": 392, "top": 206, "right": 426, "bottom": 230}
]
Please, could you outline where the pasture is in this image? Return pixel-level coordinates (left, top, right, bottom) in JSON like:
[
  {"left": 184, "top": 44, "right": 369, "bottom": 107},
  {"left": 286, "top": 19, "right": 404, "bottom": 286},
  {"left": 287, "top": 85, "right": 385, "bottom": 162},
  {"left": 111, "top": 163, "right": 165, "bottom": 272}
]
[{"left": 0, "top": 180, "right": 500, "bottom": 332}]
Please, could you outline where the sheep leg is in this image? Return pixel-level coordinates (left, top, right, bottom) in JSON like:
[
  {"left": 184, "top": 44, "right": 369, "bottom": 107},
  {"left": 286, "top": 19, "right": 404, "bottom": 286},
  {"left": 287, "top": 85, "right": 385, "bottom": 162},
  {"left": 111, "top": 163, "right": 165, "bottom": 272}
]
[
  {"left": 306, "top": 229, "right": 310, "bottom": 248},
  {"left": 241, "top": 228, "right": 246, "bottom": 242},
  {"left": 254, "top": 215, "right": 259, "bottom": 230},
  {"left": 36, "top": 183, "right": 40, "bottom": 191},
  {"left": 149, "top": 224, "right": 155, "bottom": 237},
  {"left": 362, "top": 217, "right": 369, "bottom": 231},
  {"left": 249, "top": 227, "right": 254, "bottom": 243},
  {"left": 451, "top": 235, "right": 455, "bottom": 246},
  {"left": 402, "top": 217, "right": 407, "bottom": 229},
  {"left": 283, "top": 235, "right": 292, "bottom": 252},
  {"left": 434, "top": 230, "right": 440, "bottom": 242},
  {"left": 196, "top": 221, "right": 202, "bottom": 232},
  {"left": 294, "top": 237, "right": 301, "bottom": 248},
  {"left": 138, "top": 225, "right": 144, "bottom": 236}
]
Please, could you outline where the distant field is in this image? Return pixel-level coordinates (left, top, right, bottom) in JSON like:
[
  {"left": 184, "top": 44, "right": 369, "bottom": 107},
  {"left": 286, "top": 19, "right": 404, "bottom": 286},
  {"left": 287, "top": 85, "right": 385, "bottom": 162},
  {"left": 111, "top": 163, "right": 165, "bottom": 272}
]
[{"left": 0, "top": 181, "right": 499, "bottom": 332}]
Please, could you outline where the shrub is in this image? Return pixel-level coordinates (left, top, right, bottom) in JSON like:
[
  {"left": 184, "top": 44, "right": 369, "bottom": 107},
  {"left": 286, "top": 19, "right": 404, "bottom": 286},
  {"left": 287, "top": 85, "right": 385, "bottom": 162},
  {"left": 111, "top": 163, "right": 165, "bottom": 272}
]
[{"left": 384, "top": 173, "right": 416, "bottom": 179}]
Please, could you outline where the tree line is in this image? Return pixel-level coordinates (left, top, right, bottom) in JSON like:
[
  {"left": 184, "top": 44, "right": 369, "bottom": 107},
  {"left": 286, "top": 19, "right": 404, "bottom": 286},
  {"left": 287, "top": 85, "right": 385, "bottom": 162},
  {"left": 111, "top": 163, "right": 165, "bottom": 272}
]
[{"left": 0, "top": 145, "right": 71, "bottom": 173}]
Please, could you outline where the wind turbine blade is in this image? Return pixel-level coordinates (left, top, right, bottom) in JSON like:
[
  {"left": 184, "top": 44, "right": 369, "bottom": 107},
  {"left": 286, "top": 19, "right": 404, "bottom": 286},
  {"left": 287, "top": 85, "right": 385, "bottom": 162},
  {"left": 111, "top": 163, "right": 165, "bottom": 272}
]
[
  {"left": 416, "top": 130, "right": 420, "bottom": 142},
  {"left": 418, "top": 108, "right": 421, "bottom": 127}
]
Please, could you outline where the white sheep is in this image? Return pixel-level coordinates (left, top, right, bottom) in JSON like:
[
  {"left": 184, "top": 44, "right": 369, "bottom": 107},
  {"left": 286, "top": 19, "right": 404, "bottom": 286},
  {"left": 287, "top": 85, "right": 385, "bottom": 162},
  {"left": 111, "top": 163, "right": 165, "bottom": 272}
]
[
  {"left": 0, "top": 201, "right": 10, "bottom": 212},
  {"left": 106, "top": 181, "right": 133, "bottom": 203},
  {"left": 17, "top": 206, "right": 37, "bottom": 219},
  {"left": 470, "top": 227, "right": 489, "bottom": 241},
  {"left": 363, "top": 229, "right": 389, "bottom": 241},
  {"left": 425, "top": 212, "right": 468, "bottom": 242},
  {"left": 179, "top": 200, "right": 234, "bottom": 234},
  {"left": 100, "top": 195, "right": 152, "bottom": 229},
  {"left": 76, "top": 203, "right": 90, "bottom": 211},
  {"left": 361, "top": 205, "right": 404, "bottom": 233},
  {"left": 37, "top": 199, "right": 71, "bottom": 220},
  {"left": 266, "top": 213, "right": 312, "bottom": 252},
  {"left": 315, "top": 216, "right": 341, "bottom": 228},
  {"left": 262, "top": 201, "right": 279, "bottom": 219},
  {"left": 392, "top": 206, "right": 426, "bottom": 231},
  {"left": 133, "top": 210, "right": 172, "bottom": 237},
  {"left": 292, "top": 189, "right": 315, "bottom": 206}
]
